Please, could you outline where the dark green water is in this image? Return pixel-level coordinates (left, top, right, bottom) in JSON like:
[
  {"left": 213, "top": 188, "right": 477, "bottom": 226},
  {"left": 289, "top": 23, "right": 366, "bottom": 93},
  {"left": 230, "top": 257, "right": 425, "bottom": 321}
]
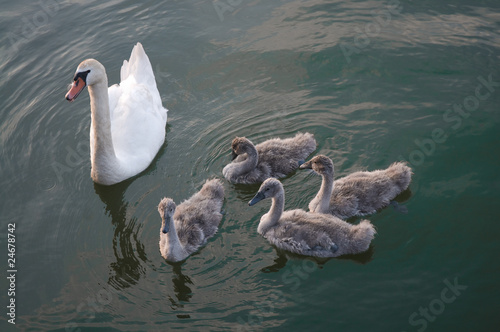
[{"left": 1, "top": 0, "right": 499, "bottom": 331}]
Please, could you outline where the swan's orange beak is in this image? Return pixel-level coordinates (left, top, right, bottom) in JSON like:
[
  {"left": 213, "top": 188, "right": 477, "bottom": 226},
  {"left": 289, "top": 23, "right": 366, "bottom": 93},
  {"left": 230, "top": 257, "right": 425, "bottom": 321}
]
[{"left": 65, "top": 77, "right": 86, "bottom": 102}]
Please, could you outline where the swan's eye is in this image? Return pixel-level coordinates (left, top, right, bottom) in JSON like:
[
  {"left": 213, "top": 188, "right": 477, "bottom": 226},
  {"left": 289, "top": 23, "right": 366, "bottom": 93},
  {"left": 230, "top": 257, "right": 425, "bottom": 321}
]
[{"left": 265, "top": 188, "right": 270, "bottom": 191}]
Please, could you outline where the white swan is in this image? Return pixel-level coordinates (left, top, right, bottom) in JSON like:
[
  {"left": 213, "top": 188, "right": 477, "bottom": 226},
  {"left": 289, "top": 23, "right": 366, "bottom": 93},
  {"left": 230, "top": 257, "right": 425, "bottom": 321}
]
[
  {"left": 65, "top": 42, "right": 168, "bottom": 185},
  {"left": 300, "top": 155, "right": 412, "bottom": 218},
  {"left": 158, "top": 179, "right": 225, "bottom": 262},
  {"left": 223, "top": 133, "right": 316, "bottom": 184},
  {"left": 248, "top": 178, "right": 376, "bottom": 258}
]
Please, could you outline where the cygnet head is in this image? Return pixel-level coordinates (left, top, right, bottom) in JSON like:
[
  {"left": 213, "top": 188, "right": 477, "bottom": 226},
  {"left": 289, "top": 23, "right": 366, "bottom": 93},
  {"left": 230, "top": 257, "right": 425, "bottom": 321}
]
[
  {"left": 299, "top": 155, "right": 334, "bottom": 176},
  {"left": 65, "top": 59, "right": 106, "bottom": 102},
  {"left": 248, "top": 178, "right": 283, "bottom": 206},
  {"left": 158, "top": 198, "right": 177, "bottom": 234},
  {"left": 231, "top": 137, "right": 254, "bottom": 160}
]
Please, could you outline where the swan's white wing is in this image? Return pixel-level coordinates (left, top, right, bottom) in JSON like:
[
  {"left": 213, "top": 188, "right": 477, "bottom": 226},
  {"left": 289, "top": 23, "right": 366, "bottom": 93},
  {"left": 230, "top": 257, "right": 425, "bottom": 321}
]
[
  {"left": 120, "top": 42, "right": 165, "bottom": 117},
  {"left": 107, "top": 43, "right": 168, "bottom": 177},
  {"left": 110, "top": 77, "right": 166, "bottom": 169}
]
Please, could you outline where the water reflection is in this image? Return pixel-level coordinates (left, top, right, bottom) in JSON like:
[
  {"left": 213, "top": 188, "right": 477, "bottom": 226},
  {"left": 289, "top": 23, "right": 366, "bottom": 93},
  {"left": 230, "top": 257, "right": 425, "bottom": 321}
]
[
  {"left": 163, "top": 262, "right": 194, "bottom": 311},
  {"left": 336, "top": 244, "right": 375, "bottom": 264},
  {"left": 93, "top": 180, "right": 147, "bottom": 289},
  {"left": 171, "top": 263, "right": 194, "bottom": 302},
  {"left": 261, "top": 251, "right": 288, "bottom": 273},
  {"left": 394, "top": 187, "right": 413, "bottom": 202},
  {"left": 261, "top": 243, "right": 375, "bottom": 274}
]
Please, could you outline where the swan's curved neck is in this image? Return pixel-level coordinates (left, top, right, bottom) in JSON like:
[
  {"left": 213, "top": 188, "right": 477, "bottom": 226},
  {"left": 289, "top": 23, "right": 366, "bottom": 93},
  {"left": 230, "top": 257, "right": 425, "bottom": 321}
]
[
  {"left": 316, "top": 172, "right": 334, "bottom": 213},
  {"left": 165, "top": 217, "right": 187, "bottom": 261},
  {"left": 235, "top": 146, "right": 259, "bottom": 176},
  {"left": 88, "top": 79, "right": 119, "bottom": 183},
  {"left": 258, "top": 191, "right": 284, "bottom": 234}
]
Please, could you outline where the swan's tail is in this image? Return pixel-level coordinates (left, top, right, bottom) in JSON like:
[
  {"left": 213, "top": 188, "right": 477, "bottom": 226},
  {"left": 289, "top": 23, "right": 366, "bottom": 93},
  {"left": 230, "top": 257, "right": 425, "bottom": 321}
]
[
  {"left": 200, "top": 178, "right": 225, "bottom": 201},
  {"left": 386, "top": 162, "right": 412, "bottom": 192},
  {"left": 350, "top": 219, "right": 376, "bottom": 253},
  {"left": 293, "top": 132, "right": 317, "bottom": 156},
  {"left": 120, "top": 42, "right": 167, "bottom": 119},
  {"left": 120, "top": 42, "right": 157, "bottom": 89}
]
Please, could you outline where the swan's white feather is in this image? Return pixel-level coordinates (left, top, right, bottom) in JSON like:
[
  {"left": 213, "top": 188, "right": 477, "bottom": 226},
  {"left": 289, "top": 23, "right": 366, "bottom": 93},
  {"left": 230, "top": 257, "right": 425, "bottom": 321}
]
[{"left": 89, "top": 43, "right": 168, "bottom": 183}]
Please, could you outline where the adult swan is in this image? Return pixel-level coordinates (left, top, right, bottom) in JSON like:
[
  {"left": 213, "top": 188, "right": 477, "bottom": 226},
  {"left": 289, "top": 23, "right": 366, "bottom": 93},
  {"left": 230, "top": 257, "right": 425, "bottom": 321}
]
[{"left": 65, "top": 43, "right": 168, "bottom": 185}]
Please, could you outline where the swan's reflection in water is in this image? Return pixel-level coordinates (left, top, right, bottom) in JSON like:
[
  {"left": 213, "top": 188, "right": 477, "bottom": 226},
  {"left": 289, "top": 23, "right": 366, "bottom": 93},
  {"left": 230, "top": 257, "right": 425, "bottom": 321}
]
[
  {"left": 261, "top": 244, "right": 375, "bottom": 274},
  {"left": 171, "top": 263, "right": 193, "bottom": 302},
  {"left": 94, "top": 179, "right": 195, "bottom": 310},
  {"left": 164, "top": 263, "right": 193, "bottom": 314},
  {"left": 94, "top": 180, "right": 146, "bottom": 289}
]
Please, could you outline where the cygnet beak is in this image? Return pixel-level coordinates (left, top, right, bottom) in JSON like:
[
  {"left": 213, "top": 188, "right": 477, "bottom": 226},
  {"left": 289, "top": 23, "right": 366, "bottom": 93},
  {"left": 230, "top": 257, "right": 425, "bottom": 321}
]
[
  {"left": 162, "top": 211, "right": 170, "bottom": 234},
  {"left": 299, "top": 160, "right": 312, "bottom": 169},
  {"left": 248, "top": 191, "right": 265, "bottom": 206}
]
